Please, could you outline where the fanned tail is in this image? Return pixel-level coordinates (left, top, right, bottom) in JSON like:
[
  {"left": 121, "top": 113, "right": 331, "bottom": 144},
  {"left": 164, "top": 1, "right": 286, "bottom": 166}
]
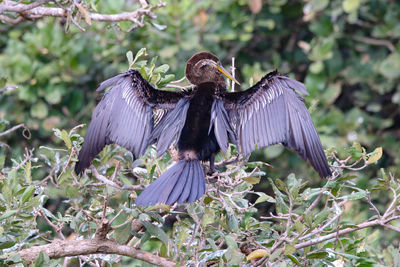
[{"left": 135, "top": 159, "right": 205, "bottom": 206}]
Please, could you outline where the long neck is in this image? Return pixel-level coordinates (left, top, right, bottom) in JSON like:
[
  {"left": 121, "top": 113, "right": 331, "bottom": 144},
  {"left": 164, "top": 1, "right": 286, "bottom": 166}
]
[{"left": 195, "top": 81, "right": 227, "bottom": 95}]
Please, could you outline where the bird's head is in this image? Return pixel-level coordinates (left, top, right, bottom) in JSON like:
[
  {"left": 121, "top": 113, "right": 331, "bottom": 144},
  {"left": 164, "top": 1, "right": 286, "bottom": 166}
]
[{"left": 185, "top": 52, "right": 240, "bottom": 87}]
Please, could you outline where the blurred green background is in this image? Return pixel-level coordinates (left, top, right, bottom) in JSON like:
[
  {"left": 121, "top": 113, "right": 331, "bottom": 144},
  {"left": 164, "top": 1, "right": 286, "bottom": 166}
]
[{"left": 1, "top": 0, "right": 399, "bottom": 183}]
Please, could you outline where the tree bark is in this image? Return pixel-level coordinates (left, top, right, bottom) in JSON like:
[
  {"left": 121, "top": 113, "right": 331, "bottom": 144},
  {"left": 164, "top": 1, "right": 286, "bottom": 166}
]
[{"left": 16, "top": 238, "right": 175, "bottom": 267}]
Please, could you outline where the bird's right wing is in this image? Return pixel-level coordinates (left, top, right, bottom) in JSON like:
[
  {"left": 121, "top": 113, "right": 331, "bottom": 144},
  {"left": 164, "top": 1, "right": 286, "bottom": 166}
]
[{"left": 75, "top": 69, "right": 185, "bottom": 174}]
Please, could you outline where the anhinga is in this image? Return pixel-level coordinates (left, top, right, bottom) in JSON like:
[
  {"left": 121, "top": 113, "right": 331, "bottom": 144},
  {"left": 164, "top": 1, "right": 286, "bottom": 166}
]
[{"left": 75, "top": 52, "right": 331, "bottom": 206}]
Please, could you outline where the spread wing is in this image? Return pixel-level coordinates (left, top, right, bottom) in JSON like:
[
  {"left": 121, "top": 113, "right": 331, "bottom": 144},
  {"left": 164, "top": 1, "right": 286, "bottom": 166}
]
[
  {"left": 209, "top": 98, "right": 237, "bottom": 154},
  {"left": 149, "top": 97, "right": 191, "bottom": 157},
  {"left": 221, "top": 70, "right": 331, "bottom": 178},
  {"left": 75, "top": 69, "right": 185, "bottom": 174}
]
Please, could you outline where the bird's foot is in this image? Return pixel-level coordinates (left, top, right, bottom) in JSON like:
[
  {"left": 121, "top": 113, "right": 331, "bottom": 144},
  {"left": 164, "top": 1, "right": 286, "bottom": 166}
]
[{"left": 207, "top": 167, "right": 217, "bottom": 176}]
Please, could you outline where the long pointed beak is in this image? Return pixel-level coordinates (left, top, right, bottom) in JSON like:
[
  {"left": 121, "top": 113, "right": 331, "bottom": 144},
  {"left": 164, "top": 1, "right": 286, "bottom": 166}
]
[{"left": 216, "top": 64, "right": 240, "bottom": 85}]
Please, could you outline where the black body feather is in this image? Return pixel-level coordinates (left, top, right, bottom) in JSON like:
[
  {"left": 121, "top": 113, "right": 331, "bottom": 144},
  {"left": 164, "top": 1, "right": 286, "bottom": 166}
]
[
  {"left": 75, "top": 58, "right": 331, "bottom": 206},
  {"left": 177, "top": 83, "right": 220, "bottom": 161}
]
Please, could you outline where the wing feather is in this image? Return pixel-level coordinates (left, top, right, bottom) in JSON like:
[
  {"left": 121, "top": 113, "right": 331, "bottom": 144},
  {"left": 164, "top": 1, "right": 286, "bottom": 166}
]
[
  {"left": 149, "top": 98, "right": 190, "bottom": 157},
  {"left": 75, "top": 70, "right": 184, "bottom": 174},
  {"left": 222, "top": 71, "right": 331, "bottom": 178},
  {"left": 209, "top": 99, "right": 237, "bottom": 154}
]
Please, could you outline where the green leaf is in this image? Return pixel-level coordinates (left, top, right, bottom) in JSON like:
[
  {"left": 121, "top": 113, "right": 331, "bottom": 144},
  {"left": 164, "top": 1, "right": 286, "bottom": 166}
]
[
  {"left": 1, "top": 182, "right": 12, "bottom": 203},
  {"left": 225, "top": 235, "right": 238, "bottom": 249},
  {"left": 45, "top": 88, "right": 62, "bottom": 105},
  {"left": 284, "top": 243, "right": 296, "bottom": 255},
  {"left": 113, "top": 220, "right": 131, "bottom": 243},
  {"left": 287, "top": 254, "right": 300, "bottom": 264},
  {"left": 314, "top": 209, "right": 329, "bottom": 226},
  {"left": 201, "top": 207, "right": 215, "bottom": 226},
  {"left": 151, "top": 22, "right": 167, "bottom": 31},
  {"left": 294, "top": 220, "right": 304, "bottom": 233},
  {"left": 159, "top": 74, "right": 175, "bottom": 86},
  {"left": 133, "top": 48, "right": 147, "bottom": 65},
  {"left": 343, "top": 190, "right": 367, "bottom": 200},
  {"left": 25, "top": 161, "right": 32, "bottom": 184},
  {"left": 225, "top": 247, "right": 244, "bottom": 265},
  {"left": 306, "top": 251, "right": 328, "bottom": 259},
  {"left": 154, "top": 64, "right": 169, "bottom": 74},
  {"left": 247, "top": 249, "right": 269, "bottom": 260},
  {"left": 177, "top": 229, "right": 189, "bottom": 251},
  {"left": 131, "top": 48, "right": 147, "bottom": 69},
  {"left": 34, "top": 251, "right": 50, "bottom": 267},
  {"left": 0, "top": 239, "right": 15, "bottom": 249},
  {"left": 255, "top": 193, "right": 276, "bottom": 204},
  {"left": 148, "top": 164, "right": 156, "bottom": 182},
  {"left": 368, "top": 147, "right": 382, "bottom": 164},
  {"left": 274, "top": 179, "right": 287, "bottom": 192},
  {"left": 309, "top": 61, "right": 324, "bottom": 74},
  {"left": 337, "top": 175, "right": 357, "bottom": 182},
  {"left": 343, "top": 0, "right": 361, "bottom": 13},
  {"left": 60, "top": 130, "right": 72, "bottom": 149},
  {"left": 227, "top": 214, "right": 239, "bottom": 233},
  {"left": 119, "top": 175, "right": 133, "bottom": 187},
  {"left": 242, "top": 176, "right": 261, "bottom": 184},
  {"left": 21, "top": 185, "right": 35, "bottom": 204},
  {"left": 380, "top": 53, "right": 400, "bottom": 79},
  {"left": 30, "top": 102, "right": 48, "bottom": 119},
  {"left": 269, "top": 248, "right": 283, "bottom": 261},
  {"left": 0, "top": 77, "right": 6, "bottom": 88},
  {"left": 352, "top": 142, "right": 363, "bottom": 152},
  {"left": 126, "top": 51, "right": 134, "bottom": 66},
  {"left": 0, "top": 210, "right": 18, "bottom": 221},
  {"left": 141, "top": 221, "right": 168, "bottom": 246}
]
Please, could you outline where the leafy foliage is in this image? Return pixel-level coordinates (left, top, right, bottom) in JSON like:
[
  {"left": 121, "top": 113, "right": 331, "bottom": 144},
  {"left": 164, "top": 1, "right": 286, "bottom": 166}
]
[{"left": 1, "top": 0, "right": 400, "bottom": 266}]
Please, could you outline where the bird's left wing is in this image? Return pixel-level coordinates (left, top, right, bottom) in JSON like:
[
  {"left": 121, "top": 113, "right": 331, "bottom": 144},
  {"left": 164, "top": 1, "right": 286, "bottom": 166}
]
[
  {"left": 221, "top": 71, "right": 331, "bottom": 178},
  {"left": 75, "top": 69, "right": 185, "bottom": 174}
]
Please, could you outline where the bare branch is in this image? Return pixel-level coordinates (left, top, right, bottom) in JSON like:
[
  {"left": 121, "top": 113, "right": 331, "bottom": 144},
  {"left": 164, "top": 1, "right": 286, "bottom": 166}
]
[
  {"left": 169, "top": 76, "right": 187, "bottom": 84},
  {"left": 14, "top": 148, "right": 36, "bottom": 171},
  {"left": 0, "top": 0, "right": 166, "bottom": 32},
  {"left": 89, "top": 165, "right": 143, "bottom": 191},
  {"left": 0, "top": 14, "right": 24, "bottom": 24},
  {"left": 0, "top": 123, "right": 30, "bottom": 138},
  {"left": 38, "top": 209, "right": 65, "bottom": 240},
  {"left": 295, "top": 215, "right": 400, "bottom": 250},
  {"left": 352, "top": 35, "right": 396, "bottom": 53},
  {"left": 165, "top": 83, "right": 195, "bottom": 91},
  {"left": 15, "top": 238, "right": 176, "bottom": 266}
]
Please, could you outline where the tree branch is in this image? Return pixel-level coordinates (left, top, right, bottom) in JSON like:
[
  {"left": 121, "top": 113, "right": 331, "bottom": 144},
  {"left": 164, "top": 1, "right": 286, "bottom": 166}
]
[
  {"left": 0, "top": 0, "right": 166, "bottom": 31},
  {"left": 89, "top": 165, "right": 144, "bottom": 191},
  {"left": 15, "top": 238, "right": 176, "bottom": 267},
  {"left": 352, "top": 35, "right": 396, "bottom": 53},
  {"left": 295, "top": 215, "right": 400, "bottom": 250},
  {"left": 0, "top": 123, "right": 30, "bottom": 138}
]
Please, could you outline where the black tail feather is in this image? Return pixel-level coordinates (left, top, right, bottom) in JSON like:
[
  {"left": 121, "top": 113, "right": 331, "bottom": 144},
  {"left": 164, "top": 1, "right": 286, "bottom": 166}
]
[{"left": 135, "top": 159, "right": 205, "bottom": 206}]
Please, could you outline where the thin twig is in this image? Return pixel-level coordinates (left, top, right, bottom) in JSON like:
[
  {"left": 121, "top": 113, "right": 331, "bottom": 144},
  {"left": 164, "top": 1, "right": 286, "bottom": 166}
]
[
  {"left": 231, "top": 57, "right": 236, "bottom": 92},
  {"left": 169, "top": 76, "right": 187, "bottom": 84},
  {"left": 38, "top": 209, "right": 65, "bottom": 240},
  {"left": 0, "top": 123, "right": 30, "bottom": 138},
  {"left": 165, "top": 84, "right": 195, "bottom": 91},
  {"left": 89, "top": 165, "right": 142, "bottom": 190},
  {"left": 295, "top": 215, "right": 400, "bottom": 250},
  {"left": 352, "top": 35, "right": 396, "bottom": 53}
]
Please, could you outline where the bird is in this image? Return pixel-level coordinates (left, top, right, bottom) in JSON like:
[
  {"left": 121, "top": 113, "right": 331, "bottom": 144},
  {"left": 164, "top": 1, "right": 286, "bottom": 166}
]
[{"left": 74, "top": 51, "right": 332, "bottom": 206}]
